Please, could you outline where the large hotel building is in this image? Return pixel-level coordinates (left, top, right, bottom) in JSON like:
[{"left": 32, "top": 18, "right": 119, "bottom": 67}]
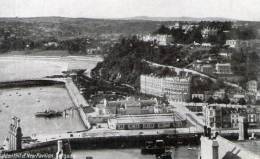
[{"left": 140, "top": 74, "right": 191, "bottom": 102}]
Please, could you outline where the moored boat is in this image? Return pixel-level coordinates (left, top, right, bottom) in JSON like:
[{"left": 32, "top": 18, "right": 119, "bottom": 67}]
[
  {"left": 35, "top": 109, "right": 63, "bottom": 118},
  {"left": 141, "top": 140, "right": 167, "bottom": 155}
]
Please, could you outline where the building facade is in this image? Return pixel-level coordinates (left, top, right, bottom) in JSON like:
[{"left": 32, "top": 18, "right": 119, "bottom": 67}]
[
  {"left": 203, "top": 105, "right": 260, "bottom": 129},
  {"left": 108, "top": 114, "right": 186, "bottom": 130},
  {"left": 192, "top": 94, "right": 205, "bottom": 101},
  {"left": 246, "top": 80, "right": 258, "bottom": 94},
  {"left": 139, "top": 34, "right": 172, "bottom": 46},
  {"left": 225, "top": 39, "right": 260, "bottom": 51},
  {"left": 201, "top": 27, "right": 217, "bottom": 39},
  {"left": 201, "top": 64, "right": 214, "bottom": 75},
  {"left": 140, "top": 74, "right": 191, "bottom": 102},
  {"left": 215, "top": 63, "right": 233, "bottom": 75},
  {"left": 103, "top": 97, "right": 159, "bottom": 115}
]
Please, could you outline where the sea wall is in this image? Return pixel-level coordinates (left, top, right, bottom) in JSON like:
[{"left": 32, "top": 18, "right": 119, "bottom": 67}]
[
  {"left": 0, "top": 80, "right": 64, "bottom": 89},
  {"left": 16, "top": 133, "right": 201, "bottom": 152},
  {"left": 64, "top": 78, "right": 91, "bottom": 129}
]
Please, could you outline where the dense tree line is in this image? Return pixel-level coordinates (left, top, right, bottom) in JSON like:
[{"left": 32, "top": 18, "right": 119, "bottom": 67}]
[
  {"left": 91, "top": 37, "right": 188, "bottom": 88},
  {"left": 230, "top": 50, "right": 259, "bottom": 87}
]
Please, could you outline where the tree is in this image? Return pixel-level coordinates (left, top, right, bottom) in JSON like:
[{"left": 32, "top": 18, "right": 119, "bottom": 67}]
[
  {"left": 192, "top": 97, "right": 202, "bottom": 103},
  {"left": 155, "top": 25, "right": 170, "bottom": 35},
  {"left": 222, "top": 95, "right": 230, "bottom": 105},
  {"left": 238, "top": 98, "right": 246, "bottom": 105},
  {"left": 207, "top": 97, "right": 215, "bottom": 104},
  {"left": 216, "top": 98, "right": 223, "bottom": 104},
  {"left": 162, "top": 94, "right": 169, "bottom": 106}
]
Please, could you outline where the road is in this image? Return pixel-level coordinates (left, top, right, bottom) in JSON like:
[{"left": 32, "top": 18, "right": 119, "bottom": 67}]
[
  {"left": 171, "top": 102, "right": 204, "bottom": 131},
  {"left": 142, "top": 59, "right": 242, "bottom": 89}
]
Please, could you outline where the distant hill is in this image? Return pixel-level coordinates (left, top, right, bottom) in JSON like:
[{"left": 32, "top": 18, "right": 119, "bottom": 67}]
[
  {"left": 0, "top": 17, "right": 178, "bottom": 39},
  {"left": 123, "top": 16, "right": 237, "bottom": 22},
  {"left": 0, "top": 16, "right": 258, "bottom": 41}
]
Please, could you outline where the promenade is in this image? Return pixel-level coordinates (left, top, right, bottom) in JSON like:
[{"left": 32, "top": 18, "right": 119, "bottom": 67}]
[{"left": 65, "top": 78, "right": 91, "bottom": 129}]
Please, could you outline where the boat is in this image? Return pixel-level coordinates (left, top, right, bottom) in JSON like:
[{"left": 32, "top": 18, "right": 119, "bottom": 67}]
[
  {"left": 35, "top": 109, "right": 63, "bottom": 118},
  {"left": 141, "top": 140, "right": 167, "bottom": 155},
  {"left": 156, "top": 150, "right": 172, "bottom": 159}
]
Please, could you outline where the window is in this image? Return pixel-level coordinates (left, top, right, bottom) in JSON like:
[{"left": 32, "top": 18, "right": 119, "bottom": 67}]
[{"left": 210, "top": 110, "right": 213, "bottom": 116}]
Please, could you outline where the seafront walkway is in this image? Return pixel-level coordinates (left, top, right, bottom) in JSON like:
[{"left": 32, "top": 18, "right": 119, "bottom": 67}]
[{"left": 65, "top": 78, "right": 91, "bottom": 129}]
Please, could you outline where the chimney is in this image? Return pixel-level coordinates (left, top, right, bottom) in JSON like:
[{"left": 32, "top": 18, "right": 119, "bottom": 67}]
[
  {"left": 207, "top": 127, "right": 212, "bottom": 139},
  {"left": 204, "top": 126, "right": 208, "bottom": 137},
  {"left": 238, "top": 116, "right": 248, "bottom": 140},
  {"left": 56, "top": 140, "right": 64, "bottom": 159},
  {"left": 212, "top": 140, "right": 219, "bottom": 159}
]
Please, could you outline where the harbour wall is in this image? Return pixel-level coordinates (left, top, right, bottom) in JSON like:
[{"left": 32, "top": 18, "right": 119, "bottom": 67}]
[
  {"left": 13, "top": 133, "right": 201, "bottom": 153},
  {"left": 64, "top": 78, "right": 91, "bottom": 130},
  {"left": 0, "top": 79, "right": 64, "bottom": 89}
]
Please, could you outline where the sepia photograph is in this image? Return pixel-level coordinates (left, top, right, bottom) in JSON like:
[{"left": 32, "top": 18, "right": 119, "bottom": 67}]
[{"left": 0, "top": 0, "right": 260, "bottom": 158}]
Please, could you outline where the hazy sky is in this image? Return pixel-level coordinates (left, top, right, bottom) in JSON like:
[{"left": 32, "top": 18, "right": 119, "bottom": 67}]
[{"left": 0, "top": 0, "right": 260, "bottom": 21}]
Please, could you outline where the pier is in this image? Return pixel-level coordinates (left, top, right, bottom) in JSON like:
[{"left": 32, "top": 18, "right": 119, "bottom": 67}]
[{"left": 65, "top": 78, "right": 91, "bottom": 129}]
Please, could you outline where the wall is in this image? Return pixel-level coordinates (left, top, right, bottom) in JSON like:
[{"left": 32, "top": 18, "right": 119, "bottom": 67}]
[
  {"left": 65, "top": 78, "right": 91, "bottom": 129},
  {"left": 216, "top": 136, "right": 259, "bottom": 159},
  {"left": 0, "top": 79, "right": 64, "bottom": 88},
  {"left": 200, "top": 136, "right": 260, "bottom": 159}
]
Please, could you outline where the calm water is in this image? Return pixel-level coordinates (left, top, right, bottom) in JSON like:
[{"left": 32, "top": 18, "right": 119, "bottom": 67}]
[
  {"left": 0, "top": 56, "right": 101, "bottom": 82},
  {"left": 72, "top": 146, "right": 199, "bottom": 159},
  {"left": 0, "top": 85, "right": 85, "bottom": 142}
]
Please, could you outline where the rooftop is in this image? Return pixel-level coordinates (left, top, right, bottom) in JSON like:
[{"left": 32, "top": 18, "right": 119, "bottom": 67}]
[
  {"left": 235, "top": 140, "right": 260, "bottom": 156},
  {"left": 109, "top": 114, "right": 184, "bottom": 124},
  {"left": 106, "top": 98, "right": 157, "bottom": 108}
]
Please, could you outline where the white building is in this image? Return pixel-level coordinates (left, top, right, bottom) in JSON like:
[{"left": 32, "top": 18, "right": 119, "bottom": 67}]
[
  {"left": 139, "top": 34, "right": 172, "bottom": 46},
  {"left": 200, "top": 64, "right": 214, "bottom": 75},
  {"left": 108, "top": 114, "right": 186, "bottom": 130},
  {"left": 103, "top": 97, "right": 159, "bottom": 115},
  {"left": 246, "top": 80, "right": 258, "bottom": 94},
  {"left": 140, "top": 74, "right": 191, "bottom": 102},
  {"left": 215, "top": 63, "right": 233, "bottom": 75},
  {"left": 201, "top": 27, "right": 217, "bottom": 39},
  {"left": 201, "top": 43, "right": 212, "bottom": 47},
  {"left": 192, "top": 94, "right": 205, "bottom": 101},
  {"left": 225, "top": 39, "right": 253, "bottom": 49},
  {"left": 219, "top": 52, "right": 232, "bottom": 60},
  {"left": 212, "top": 89, "right": 225, "bottom": 100}
]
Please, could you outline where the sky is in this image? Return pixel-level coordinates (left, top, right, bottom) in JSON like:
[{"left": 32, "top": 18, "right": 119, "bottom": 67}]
[{"left": 0, "top": 0, "right": 260, "bottom": 21}]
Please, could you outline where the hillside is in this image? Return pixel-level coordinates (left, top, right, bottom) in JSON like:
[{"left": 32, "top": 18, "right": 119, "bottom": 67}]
[
  {"left": 91, "top": 36, "right": 193, "bottom": 88},
  {"left": 0, "top": 17, "right": 179, "bottom": 39}
]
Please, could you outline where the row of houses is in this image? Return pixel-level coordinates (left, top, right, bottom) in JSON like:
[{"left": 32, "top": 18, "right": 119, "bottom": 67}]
[
  {"left": 192, "top": 62, "right": 233, "bottom": 77},
  {"left": 192, "top": 83, "right": 257, "bottom": 104},
  {"left": 204, "top": 104, "right": 260, "bottom": 129},
  {"left": 225, "top": 39, "right": 260, "bottom": 52},
  {"left": 139, "top": 74, "right": 257, "bottom": 103},
  {"left": 140, "top": 74, "right": 191, "bottom": 102}
]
